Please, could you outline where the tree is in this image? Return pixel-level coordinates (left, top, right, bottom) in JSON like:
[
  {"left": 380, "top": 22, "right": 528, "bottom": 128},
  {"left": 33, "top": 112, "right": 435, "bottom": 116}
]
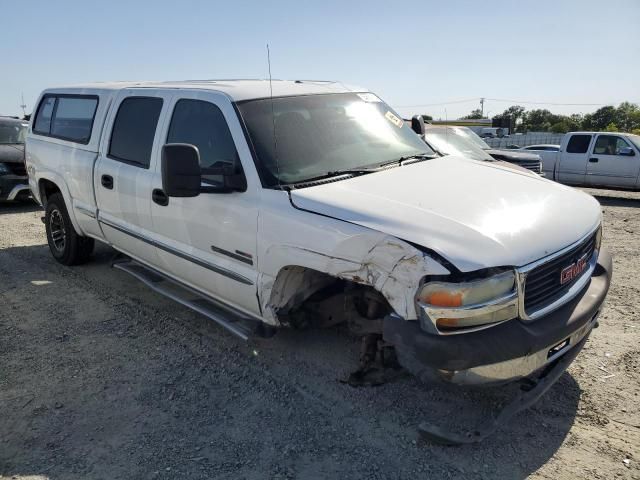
[
  {"left": 551, "top": 120, "right": 571, "bottom": 134},
  {"left": 493, "top": 105, "right": 525, "bottom": 123},
  {"left": 460, "top": 101, "right": 639, "bottom": 133},
  {"left": 604, "top": 122, "right": 619, "bottom": 132},
  {"left": 462, "top": 108, "right": 484, "bottom": 119},
  {"left": 586, "top": 106, "right": 617, "bottom": 131},
  {"left": 615, "top": 102, "right": 640, "bottom": 132},
  {"left": 492, "top": 105, "right": 526, "bottom": 133},
  {"left": 524, "top": 109, "right": 557, "bottom": 132},
  {"left": 567, "top": 113, "right": 584, "bottom": 131}
]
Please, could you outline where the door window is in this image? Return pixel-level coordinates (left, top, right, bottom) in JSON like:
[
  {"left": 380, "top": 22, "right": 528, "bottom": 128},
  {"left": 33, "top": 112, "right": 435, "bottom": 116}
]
[
  {"left": 51, "top": 97, "right": 98, "bottom": 143},
  {"left": 566, "top": 135, "right": 592, "bottom": 154},
  {"left": 593, "top": 135, "right": 631, "bottom": 155},
  {"left": 166, "top": 99, "right": 240, "bottom": 185},
  {"left": 108, "top": 97, "right": 163, "bottom": 168},
  {"left": 33, "top": 97, "right": 56, "bottom": 135},
  {"left": 33, "top": 95, "right": 98, "bottom": 143}
]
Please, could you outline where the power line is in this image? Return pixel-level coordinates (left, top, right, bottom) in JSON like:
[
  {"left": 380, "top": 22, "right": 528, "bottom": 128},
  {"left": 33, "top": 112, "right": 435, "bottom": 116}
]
[
  {"left": 393, "top": 98, "right": 479, "bottom": 108},
  {"left": 394, "top": 97, "right": 637, "bottom": 110},
  {"left": 485, "top": 98, "right": 616, "bottom": 106}
]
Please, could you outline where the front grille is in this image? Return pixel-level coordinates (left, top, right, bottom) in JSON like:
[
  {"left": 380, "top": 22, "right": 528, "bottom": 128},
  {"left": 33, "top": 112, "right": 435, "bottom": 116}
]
[
  {"left": 6, "top": 162, "right": 27, "bottom": 176},
  {"left": 517, "top": 160, "right": 542, "bottom": 174},
  {"left": 524, "top": 231, "right": 598, "bottom": 313}
]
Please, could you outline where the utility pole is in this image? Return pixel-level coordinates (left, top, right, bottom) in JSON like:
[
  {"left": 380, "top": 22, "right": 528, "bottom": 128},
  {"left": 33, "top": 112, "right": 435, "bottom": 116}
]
[
  {"left": 19, "top": 93, "right": 27, "bottom": 118},
  {"left": 480, "top": 97, "right": 485, "bottom": 118}
]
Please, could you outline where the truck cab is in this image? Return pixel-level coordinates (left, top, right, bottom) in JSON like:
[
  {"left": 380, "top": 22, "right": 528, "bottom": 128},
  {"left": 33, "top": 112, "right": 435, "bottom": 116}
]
[{"left": 555, "top": 132, "right": 640, "bottom": 189}]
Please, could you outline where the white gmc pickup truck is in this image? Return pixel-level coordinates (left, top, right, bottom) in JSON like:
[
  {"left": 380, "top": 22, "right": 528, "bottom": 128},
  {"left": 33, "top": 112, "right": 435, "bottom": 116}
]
[
  {"left": 525, "top": 132, "right": 640, "bottom": 188},
  {"left": 26, "top": 80, "right": 611, "bottom": 440}
]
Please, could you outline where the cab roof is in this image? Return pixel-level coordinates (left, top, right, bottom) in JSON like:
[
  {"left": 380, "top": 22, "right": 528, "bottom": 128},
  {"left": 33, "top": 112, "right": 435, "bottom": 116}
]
[
  {"left": 569, "top": 131, "right": 639, "bottom": 137},
  {"left": 45, "top": 79, "right": 367, "bottom": 102}
]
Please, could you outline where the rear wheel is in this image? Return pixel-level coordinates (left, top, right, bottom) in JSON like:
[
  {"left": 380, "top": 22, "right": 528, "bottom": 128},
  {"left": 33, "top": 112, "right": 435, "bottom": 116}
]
[{"left": 45, "top": 192, "right": 94, "bottom": 265}]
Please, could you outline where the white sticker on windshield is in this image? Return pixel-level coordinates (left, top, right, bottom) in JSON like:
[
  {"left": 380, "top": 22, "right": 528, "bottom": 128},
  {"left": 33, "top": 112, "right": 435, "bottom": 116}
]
[
  {"left": 357, "top": 93, "right": 382, "bottom": 103},
  {"left": 385, "top": 111, "right": 403, "bottom": 128}
]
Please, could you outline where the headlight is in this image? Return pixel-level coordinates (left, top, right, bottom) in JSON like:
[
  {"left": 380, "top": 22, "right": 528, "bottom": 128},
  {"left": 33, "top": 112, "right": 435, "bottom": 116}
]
[
  {"left": 0, "top": 163, "right": 9, "bottom": 174},
  {"left": 417, "top": 271, "right": 518, "bottom": 334}
]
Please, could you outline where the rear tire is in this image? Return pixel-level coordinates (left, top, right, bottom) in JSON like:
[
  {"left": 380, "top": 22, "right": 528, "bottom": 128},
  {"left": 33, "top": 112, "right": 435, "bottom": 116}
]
[{"left": 45, "top": 192, "right": 94, "bottom": 265}]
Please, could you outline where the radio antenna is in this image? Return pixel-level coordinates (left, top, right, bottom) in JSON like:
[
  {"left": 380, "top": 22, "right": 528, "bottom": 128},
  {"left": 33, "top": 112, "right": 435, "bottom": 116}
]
[
  {"left": 444, "top": 108, "right": 449, "bottom": 144},
  {"left": 267, "top": 44, "right": 282, "bottom": 189},
  {"left": 19, "top": 93, "right": 27, "bottom": 118}
]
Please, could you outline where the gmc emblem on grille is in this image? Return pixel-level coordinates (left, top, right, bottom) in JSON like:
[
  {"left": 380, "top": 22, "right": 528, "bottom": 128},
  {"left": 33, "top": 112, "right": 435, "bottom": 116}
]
[{"left": 560, "top": 253, "right": 589, "bottom": 285}]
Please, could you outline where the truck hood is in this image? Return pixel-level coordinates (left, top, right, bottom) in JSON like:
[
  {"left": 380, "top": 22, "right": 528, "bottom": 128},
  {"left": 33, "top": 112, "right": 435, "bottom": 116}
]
[
  {"left": 0, "top": 144, "right": 25, "bottom": 163},
  {"left": 485, "top": 148, "right": 541, "bottom": 163},
  {"left": 290, "top": 156, "right": 601, "bottom": 272}
]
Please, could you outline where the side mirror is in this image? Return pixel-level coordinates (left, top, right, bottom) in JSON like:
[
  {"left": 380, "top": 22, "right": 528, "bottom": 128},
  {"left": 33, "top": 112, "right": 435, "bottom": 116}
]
[
  {"left": 411, "top": 115, "right": 426, "bottom": 136},
  {"left": 200, "top": 161, "right": 247, "bottom": 193},
  {"left": 161, "top": 144, "right": 202, "bottom": 197},
  {"left": 618, "top": 146, "right": 635, "bottom": 156}
]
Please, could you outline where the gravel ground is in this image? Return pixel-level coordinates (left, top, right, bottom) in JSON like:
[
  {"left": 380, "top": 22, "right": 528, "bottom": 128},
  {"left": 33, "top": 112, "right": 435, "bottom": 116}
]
[{"left": 0, "top": 188, "right": 638, "bottom": 480}]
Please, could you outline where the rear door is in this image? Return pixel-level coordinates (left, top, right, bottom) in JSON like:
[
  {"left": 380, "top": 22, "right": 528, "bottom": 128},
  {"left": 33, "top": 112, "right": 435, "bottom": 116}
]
[
  {"left": 586, "top": 134, "right": 640, "bottom": 188},
  {"left": 147, "top": 90, "right": 261, "bottom": 317},
  {"left": 557, "top": 134, "right": 593, "bottom": 185},
  {"left": 95, "top": 89, "right": 174, "bottom": 265}
]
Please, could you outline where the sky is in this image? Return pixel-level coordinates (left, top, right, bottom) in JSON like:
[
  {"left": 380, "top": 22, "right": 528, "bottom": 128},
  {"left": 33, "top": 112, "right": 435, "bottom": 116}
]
[{"left": 1, "top": 0, "right": 639, "bottom": 120}]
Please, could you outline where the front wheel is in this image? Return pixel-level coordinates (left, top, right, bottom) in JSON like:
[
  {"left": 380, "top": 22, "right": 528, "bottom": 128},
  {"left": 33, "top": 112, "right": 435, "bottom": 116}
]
[{"left": 45, "top": 192, "right": 94, "bottom": 265}]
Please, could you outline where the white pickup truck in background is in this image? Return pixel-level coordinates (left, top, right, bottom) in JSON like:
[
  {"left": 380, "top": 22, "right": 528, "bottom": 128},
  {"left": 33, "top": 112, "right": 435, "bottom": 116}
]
[{"left": 525, "top": 132, "right": 640, "bottom": 189}]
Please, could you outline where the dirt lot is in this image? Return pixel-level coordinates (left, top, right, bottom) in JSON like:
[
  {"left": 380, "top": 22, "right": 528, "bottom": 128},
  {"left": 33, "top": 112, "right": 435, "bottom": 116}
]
[{"left": 0, "top": 188, "right": 638, "bottom": 480}]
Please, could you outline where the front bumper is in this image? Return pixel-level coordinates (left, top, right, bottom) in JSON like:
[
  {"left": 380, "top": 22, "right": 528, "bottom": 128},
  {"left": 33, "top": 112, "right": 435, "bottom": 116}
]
[
  {"left": 0, "top": 175, "right": 30, "bottom": 201},
  {"left": 384, "top": 248, "right": 612, "bottom": 386}
]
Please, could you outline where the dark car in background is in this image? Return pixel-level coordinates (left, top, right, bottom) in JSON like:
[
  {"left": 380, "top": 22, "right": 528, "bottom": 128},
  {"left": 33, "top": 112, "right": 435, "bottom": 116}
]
[
  {"left": 0, "top": 117, "right": 31, "bottom": 201},
  {"left": 422, "top": 125, "right": 539, "bottom": 176},
  {"left": 450, "top": 126, "right": 544, "bottom": 175}
]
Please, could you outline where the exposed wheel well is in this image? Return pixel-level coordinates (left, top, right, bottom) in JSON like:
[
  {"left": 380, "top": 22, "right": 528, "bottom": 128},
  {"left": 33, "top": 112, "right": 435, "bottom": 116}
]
[
  {"left": 38, "top": 179, "right": 61, "bottom": 206},
  {"left": 268, "top": 266, "right": 392, "bottom": 333}
]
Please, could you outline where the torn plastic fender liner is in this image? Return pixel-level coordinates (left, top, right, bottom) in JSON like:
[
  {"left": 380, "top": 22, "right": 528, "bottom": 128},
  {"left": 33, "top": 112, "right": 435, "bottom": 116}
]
[{"left": 259, "top": 234, "right": 450, "bottom": 325}]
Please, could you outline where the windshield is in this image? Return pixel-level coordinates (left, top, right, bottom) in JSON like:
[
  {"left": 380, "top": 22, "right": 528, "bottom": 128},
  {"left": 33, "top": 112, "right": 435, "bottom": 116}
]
[
  {"left": 424, "top": 127, "right": 494, "bottom": 162},
  {"left": 454, "top": 126, "right": 491, "bottom": 150},
  {"left": 0, "top": 121, "right": 28, "bottom": 144},
  {"left": 237, "top": 93, "right": 433, "bottom": 186}
]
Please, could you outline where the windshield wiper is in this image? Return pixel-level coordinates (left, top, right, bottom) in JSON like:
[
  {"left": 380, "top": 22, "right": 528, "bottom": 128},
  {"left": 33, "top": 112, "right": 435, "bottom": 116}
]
[
  {"left": 291, "top": 167, "right": 378, "bottom": 186},
  {"left": 289, "top": 153, "right": 437, "bottom": 188},
  {"left": 378, "top": 152, "right": 437, "bottom": 168}
]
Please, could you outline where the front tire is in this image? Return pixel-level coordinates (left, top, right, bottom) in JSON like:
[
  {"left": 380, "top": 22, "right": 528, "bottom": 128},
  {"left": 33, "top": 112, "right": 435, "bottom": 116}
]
[{"left": 45, "top": 193, "right": 94, "bottom": 265}]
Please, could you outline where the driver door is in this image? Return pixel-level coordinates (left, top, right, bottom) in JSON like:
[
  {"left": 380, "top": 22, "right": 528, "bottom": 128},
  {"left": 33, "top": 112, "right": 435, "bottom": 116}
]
[
  {"left": 147, "top": 90, "right": 261, "bottom": 317},
  {"left": 586, "top": 134, "right": 640, "bottom": 188}
]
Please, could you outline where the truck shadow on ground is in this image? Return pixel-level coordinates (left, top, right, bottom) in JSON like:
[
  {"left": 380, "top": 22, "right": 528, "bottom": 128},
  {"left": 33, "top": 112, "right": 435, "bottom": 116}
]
[
  {"left": 0, "top": 199, "right": 42, "bottom": 214},
  {"left": 267, "top": 325, "right": 583, "bottom": 478},
  {"left": 0, "top": 242, "right": 583, "bottom": 479},
  {"left": 593, "top": 194, "right": 640, "bottom": 208}
]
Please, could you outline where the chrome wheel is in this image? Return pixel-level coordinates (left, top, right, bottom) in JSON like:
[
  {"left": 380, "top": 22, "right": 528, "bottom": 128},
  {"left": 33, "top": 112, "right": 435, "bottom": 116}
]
[{"left": 49, "top": 208, "right": 66, "bottom": 252}]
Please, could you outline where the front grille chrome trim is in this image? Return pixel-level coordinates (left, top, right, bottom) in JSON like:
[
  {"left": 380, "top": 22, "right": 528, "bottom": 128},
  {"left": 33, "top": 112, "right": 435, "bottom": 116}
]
[{"left": 517, "top": 224, "right": 601, "bottom": 321}]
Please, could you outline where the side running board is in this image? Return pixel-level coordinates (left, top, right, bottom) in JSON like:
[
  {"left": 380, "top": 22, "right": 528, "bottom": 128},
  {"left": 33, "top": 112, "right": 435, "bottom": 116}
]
[{"left": 112, "top": 257, "right": 275, "bottom": 341}]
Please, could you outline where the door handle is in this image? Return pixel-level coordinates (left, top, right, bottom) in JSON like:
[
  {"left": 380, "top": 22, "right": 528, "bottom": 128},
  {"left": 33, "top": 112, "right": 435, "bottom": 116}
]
[
  {"left": 101, "top": 174, "right": 114, "bottom": 189},
  {"left": 152, "top": 188, "right": 169, "bottom": 206},
  {"left": 589, "top": 157, "right": 599, "bottom": 163}
]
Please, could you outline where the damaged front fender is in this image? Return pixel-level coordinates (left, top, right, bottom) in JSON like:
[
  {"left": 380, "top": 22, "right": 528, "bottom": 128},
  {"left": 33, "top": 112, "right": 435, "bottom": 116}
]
[{"left": 258, "top": 233, "right": 450, "bottom": 324}]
